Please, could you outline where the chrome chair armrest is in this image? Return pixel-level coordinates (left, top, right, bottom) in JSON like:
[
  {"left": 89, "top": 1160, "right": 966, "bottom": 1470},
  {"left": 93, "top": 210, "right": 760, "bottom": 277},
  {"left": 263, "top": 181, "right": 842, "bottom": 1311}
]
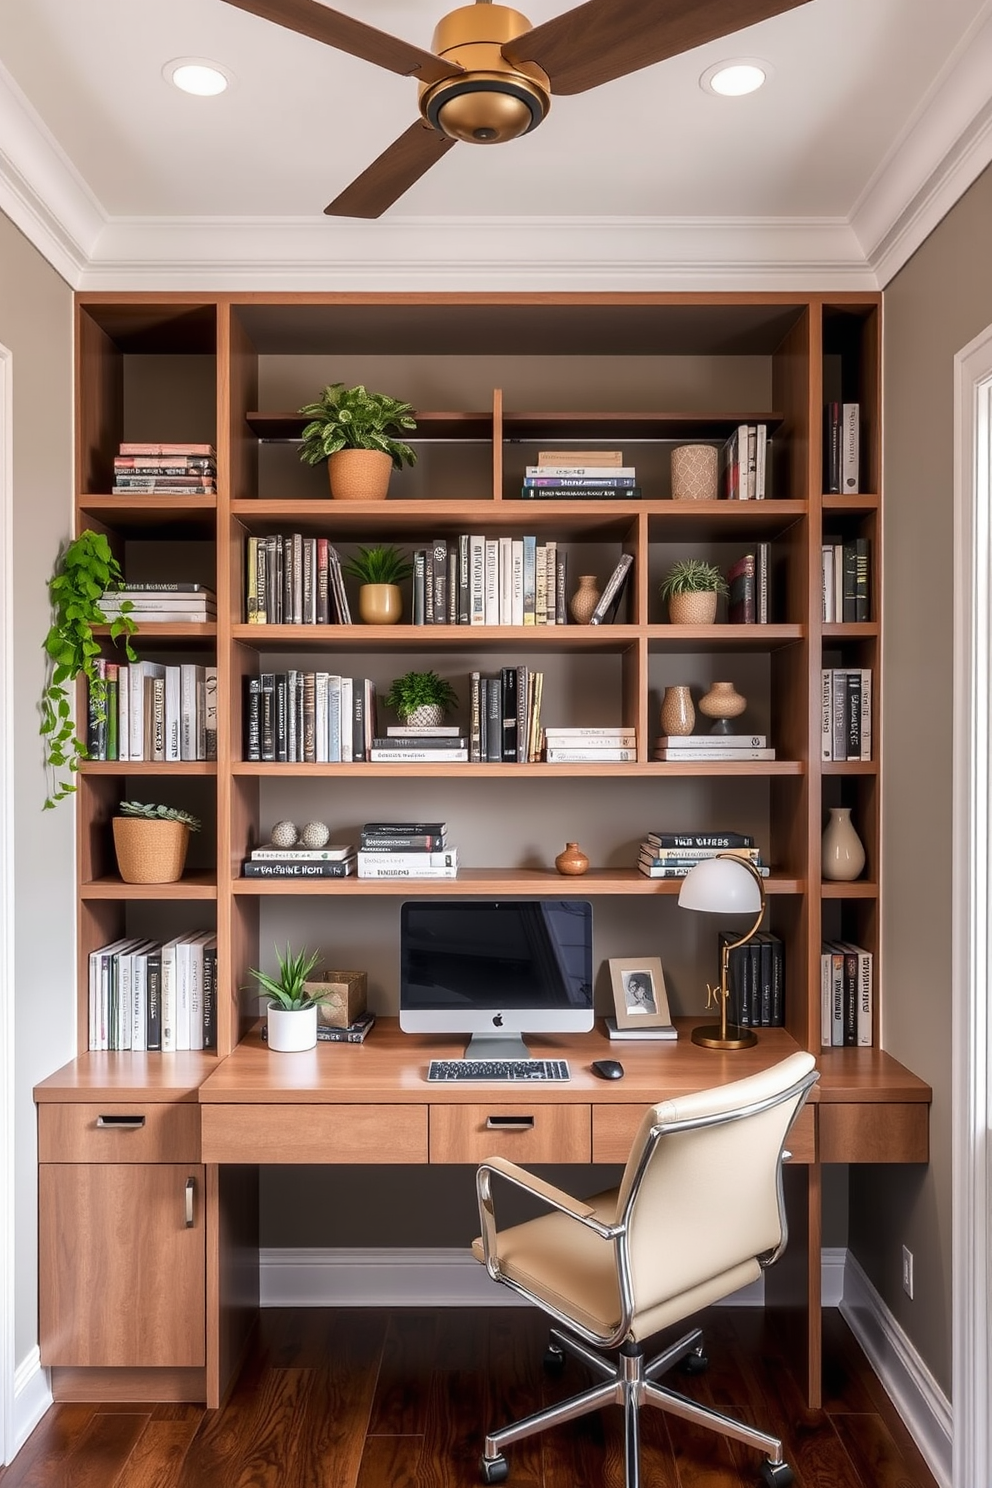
[{"left": 477, "top": 1154, "right": 621, "bottom": 1276}]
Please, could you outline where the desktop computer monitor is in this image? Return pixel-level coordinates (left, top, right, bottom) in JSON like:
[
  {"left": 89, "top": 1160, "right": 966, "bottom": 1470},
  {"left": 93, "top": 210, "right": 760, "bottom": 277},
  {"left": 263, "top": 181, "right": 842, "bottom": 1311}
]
[{"left": 399, "top": 899, "right": 594, "bottom": 1060}]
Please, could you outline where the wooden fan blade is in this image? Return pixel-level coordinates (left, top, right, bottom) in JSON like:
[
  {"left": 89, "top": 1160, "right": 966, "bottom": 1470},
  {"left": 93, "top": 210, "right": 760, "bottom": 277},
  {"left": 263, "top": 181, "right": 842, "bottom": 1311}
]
[
  {"left": 325, "top": 120, "right": 457, "bottom": 218},
  {"left": 221, "top": 0, "right": 462, "bottom": 84},
  {"left": 502, "top": 0, "right": 811, "bottom": 95}
]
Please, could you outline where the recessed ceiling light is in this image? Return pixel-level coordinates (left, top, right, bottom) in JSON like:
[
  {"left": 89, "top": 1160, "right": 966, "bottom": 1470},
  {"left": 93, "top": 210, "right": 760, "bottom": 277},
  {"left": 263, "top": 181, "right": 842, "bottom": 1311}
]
[
  {"left": 164, "top": 59, "right": 233, "bottom": 96},
  {"left": 700, "top": 60, "right": 769, "bottom": 97}
]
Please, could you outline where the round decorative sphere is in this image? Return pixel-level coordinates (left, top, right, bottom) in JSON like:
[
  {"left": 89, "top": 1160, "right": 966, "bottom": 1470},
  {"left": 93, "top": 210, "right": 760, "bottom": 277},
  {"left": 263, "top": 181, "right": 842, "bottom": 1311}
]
[
  {"left": 270, "top": 820, "right": 299, "bottom": 848},
  {"left": 300, "top": 821, "right": 330, "bottom": 849}
]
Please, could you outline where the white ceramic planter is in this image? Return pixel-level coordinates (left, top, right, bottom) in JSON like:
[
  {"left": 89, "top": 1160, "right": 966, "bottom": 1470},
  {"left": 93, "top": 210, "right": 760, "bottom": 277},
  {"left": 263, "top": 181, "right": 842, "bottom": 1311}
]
[{"left": 267, "top": 1003, "right": 318, "bottom": 1052}]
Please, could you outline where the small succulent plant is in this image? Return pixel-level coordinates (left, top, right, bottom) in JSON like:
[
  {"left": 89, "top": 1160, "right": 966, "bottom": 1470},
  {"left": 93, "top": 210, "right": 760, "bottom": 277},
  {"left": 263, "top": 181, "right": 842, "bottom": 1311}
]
[
  {"left": 117, "top": 801, "right": 201, "bottom": 832},
  {"left": 384, "top": 669, "right": 459, "bottom": 723},
  {"left": 343, "top": 544, "right": 413, "bottom": 585},
  {"left": 659, "top": 559, "right": 729, "bottom": 600},
  {"left": 248, "top": 944, "right": 328, "bottom": 1012}
]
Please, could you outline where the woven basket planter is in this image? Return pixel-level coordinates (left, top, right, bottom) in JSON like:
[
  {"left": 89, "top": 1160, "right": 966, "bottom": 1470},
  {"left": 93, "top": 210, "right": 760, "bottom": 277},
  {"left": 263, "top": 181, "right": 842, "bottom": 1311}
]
[
  {"left": 113, "top": 818, "right": 190, "bottom": 884},
  {"left": 668, "top": 590, "right": 719, "bottom": 625},
  {"left": 327, "top": 449, "right": 392, "bottom": 501}
]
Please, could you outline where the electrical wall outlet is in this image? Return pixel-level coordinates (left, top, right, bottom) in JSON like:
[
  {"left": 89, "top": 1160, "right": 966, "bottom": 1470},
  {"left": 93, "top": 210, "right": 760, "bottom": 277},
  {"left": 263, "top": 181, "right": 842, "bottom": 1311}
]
[{"left": 902, "top": 1245, "right": 914, "bottom": 1299}]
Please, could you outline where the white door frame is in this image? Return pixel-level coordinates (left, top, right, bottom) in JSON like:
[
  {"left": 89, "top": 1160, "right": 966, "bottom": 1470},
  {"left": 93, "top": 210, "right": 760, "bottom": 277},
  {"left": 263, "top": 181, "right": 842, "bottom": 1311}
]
[
  {"left": 951, "top": 323, "right": 992, "bottom": 1488},
  {"left": 0, "top": 344, "right": 14, "bottom": 1466}
]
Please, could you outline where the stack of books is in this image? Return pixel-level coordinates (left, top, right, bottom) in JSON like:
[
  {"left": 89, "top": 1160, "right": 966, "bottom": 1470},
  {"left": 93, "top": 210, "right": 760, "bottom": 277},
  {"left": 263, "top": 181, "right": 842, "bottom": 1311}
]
[
  {"left": 543, "top": 725, "right": 637, "bottom": 764},
  {"left": 87, "top": 660, "right": 217, "bottom": 762},
  {"left": 88, "top": 932, "right": 217, "bottom": 1051},
  {"left": 370, "top": 726, "right": 468, "bottom": 764},
  {"left": 469, "top": 667, "right": 544, "bottom": 762},
  {"left": 112, "top": 442, "right": 216, "bottom": 496},
  {"left": 821, "top": 538, "right": 870, "bottom": 622},
  {"left": 721, "top": 425, "right": 768, "bottom": 500},
  {"left": 820, "top": 669, "right": 872, "bottom": 760},
  {"left": 652, "top": 733, "right": 775, "bottom": 762},
  {"left": 720, "top": 930, "right": 785, "bottom": 1026},
  {"left": 637, "top": 831, "right": 769, "bottom": 880},
  {"left": 242, "top": 840, "right": 356, "bottom": 879},
  {"left": 820, "top": 940, "right": 873, "bottom": 1046},
  {"left": 99, "top": 582, "right": 216, "bottom": 624},
  {"left": 519, "top": 449, "right": 640, "bottom": 501},
  {"left": 357, "top": 822, "right": 457, "bottom": 879}
]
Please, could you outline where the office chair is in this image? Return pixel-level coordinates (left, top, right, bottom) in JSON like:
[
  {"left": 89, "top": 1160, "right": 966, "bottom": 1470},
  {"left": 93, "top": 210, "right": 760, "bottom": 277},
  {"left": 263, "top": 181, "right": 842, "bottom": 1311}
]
[{"left": 473, "top": 1050, "right": 818, "bottom": 1488}]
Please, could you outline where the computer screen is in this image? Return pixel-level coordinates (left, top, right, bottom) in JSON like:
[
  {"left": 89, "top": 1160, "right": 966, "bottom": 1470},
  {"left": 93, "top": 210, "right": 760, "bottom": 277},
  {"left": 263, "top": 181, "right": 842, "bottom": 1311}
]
[{"left": 399, "top": 899, "right": 594, "bottom": 1059}]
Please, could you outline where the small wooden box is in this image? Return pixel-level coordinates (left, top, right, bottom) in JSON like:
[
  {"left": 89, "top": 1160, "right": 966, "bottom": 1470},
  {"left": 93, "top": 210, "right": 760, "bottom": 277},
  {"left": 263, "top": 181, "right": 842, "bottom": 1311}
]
[{"left": 309, "top": 970, "right": 367, "bottom": 1028}]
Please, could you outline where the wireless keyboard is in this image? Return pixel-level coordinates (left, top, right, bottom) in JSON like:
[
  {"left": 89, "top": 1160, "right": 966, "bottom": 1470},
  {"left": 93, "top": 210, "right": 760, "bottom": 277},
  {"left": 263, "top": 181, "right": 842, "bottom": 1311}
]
[{"left": 427, "top": 1058, "right": 570, "bottom": 1082}]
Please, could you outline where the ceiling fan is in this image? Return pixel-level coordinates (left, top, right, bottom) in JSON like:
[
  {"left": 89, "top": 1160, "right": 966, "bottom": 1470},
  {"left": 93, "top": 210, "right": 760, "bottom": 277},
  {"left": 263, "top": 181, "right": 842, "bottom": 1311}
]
[{"left": 221, "top": 0, "right": 811, "bottom": 218}]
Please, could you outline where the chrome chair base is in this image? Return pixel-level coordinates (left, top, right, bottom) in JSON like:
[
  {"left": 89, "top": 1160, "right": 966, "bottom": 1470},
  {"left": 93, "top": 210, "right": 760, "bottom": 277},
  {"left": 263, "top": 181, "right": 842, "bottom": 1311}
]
[{"left": 480, "top": 1326, "right": 794, "bottom": 1488}]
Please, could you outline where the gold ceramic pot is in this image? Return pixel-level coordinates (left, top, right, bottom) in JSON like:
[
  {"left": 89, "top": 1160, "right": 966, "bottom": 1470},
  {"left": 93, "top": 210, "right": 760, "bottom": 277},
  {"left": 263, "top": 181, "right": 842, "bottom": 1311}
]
[
  {"left": 358, "top": 583, "right": 403, "bottom": 624},
  {"left": 327, "top": 449, "right": 392, "bottom": 501}
]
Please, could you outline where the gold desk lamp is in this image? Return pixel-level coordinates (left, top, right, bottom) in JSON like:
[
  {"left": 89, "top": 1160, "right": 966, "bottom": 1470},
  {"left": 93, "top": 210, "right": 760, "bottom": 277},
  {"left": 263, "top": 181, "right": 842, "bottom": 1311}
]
[{"left": 677, "top": 852, "right": 765, "bottom": 1050}]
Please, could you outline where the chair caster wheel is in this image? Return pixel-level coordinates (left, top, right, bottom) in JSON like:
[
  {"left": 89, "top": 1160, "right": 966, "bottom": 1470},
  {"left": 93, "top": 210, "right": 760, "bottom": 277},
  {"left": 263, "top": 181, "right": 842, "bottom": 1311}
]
[
  {"left": 680, "top": 1348, "right": 709, "bottom": 1375},
  {"left": 480, "top": 1453, "right": 509, "bottom": 1483},
  {"left": 759, "top": 1460, "right": 794, "bottom": 1487},
  {"left": 543, "top": 1345, "right": 566, "bottom": 1373}
]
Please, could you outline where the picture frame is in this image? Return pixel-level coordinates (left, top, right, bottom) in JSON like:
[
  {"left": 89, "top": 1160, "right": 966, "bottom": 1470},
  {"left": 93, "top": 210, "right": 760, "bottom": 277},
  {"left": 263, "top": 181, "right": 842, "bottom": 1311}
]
[{"left": 608, "top": 957, "right": 673, "bottom": 1030}]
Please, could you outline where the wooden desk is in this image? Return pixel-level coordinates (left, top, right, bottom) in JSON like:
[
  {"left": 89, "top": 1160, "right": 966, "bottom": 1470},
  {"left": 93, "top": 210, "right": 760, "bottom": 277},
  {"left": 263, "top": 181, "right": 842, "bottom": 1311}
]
[{"left": 35, "top": 1020, "right": 930, "bottom": 1411}]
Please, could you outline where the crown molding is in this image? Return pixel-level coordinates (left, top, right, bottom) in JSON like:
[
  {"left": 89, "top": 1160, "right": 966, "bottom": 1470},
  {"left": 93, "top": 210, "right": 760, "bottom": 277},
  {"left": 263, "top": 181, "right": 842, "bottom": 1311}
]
[
  {"left": 855, "top": 1, "right": 992, "bottom": 285},
  {"left": 77, "top": 214, "right": 872, "bottom": 292}
]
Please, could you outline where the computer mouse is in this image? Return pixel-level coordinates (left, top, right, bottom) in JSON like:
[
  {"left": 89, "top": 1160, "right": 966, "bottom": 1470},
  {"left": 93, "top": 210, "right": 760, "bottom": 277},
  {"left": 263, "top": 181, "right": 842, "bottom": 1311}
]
[{"left": 591, "top": 1059, "right": 625, "bottom": 1081}]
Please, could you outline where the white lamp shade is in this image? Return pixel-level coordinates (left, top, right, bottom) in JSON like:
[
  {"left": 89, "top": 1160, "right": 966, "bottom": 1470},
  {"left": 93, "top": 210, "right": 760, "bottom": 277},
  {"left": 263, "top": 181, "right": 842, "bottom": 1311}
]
[{"left": 677, "top": 854, "right": 762, "bottom": 913}]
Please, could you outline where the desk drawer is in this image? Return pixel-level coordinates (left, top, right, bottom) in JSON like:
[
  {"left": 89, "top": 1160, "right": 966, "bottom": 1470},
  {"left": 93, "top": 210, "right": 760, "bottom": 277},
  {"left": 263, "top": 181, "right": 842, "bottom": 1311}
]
[
  {"left": 818, "top": 1104, "right": 928, "bottom": 1163},
  {"left": 201, "top": 1104, "right": 428, "bottom": 1164},
  {"left": 430, "top": 1104, "right": 591, "bottom": 1164},
  {"left": 39, "top": 1103, "right": 200, "bottom": 1163},
  {"left": 592, "top": 1104, "right": 817, "bottom": 1165}
]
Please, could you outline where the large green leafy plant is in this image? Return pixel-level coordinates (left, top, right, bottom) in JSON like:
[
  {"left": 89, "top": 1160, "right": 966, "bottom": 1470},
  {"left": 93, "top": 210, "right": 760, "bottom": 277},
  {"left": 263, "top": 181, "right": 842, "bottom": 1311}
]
[
  {"left": 117, "top": 801, "right": 201, "bottom": 831},
  {"left": 298, "top": 383, "right": 418, "bottom": 470},
  {"left": 248, "top": 944, "right": 328, "bottom": 1012},
  {"left": 41, "top": 531, "right": 138, "bottom": 808}
]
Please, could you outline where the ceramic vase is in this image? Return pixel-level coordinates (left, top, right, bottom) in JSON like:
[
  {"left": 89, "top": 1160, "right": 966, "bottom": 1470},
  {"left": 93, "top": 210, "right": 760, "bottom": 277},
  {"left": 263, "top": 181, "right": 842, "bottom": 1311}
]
[
  {"left": 821, "top": 807, "right": 866, "bottom": 881},
  {"left": 660, "top": 685, "right": 695, "bottom": 737},
  {"left": 671, "top": 443, "right": 718, "bottom": 501},
  {"left": 267, "top": 1004, "right": 318, "bottom": 1052},
  {"left": 698, "top": 680, "right": 747, "bottom": 734},
  {"left": 555, "top": 842, "right": 590, "bottom": 876},
  {"left": 327, "top": 448, "right": 392, "bottom": 501},
  {"left": 358, "top": 582, "right": 402, "bottom": 624},
  {"left": 569, "top": 575, "right": 601, "bottom": 624}
]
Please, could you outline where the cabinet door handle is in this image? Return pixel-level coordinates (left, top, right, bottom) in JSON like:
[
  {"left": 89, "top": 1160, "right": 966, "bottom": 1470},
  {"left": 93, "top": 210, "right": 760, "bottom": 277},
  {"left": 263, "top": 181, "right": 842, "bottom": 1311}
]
[
  {"left": 96, "top": 1114, "right": 146, "bottom": 1130},
  {"left": 486, "top": 1116, "right": 535, "bottom": 1131},
  {"left": 185, "top": 1176, "right": 196, "bottom": 1227}
]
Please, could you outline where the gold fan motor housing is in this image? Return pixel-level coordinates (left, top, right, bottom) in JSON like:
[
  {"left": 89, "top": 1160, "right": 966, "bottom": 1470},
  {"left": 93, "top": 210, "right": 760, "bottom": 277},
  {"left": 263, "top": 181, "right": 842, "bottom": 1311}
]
[{"left": 419, "top": 4, "right": 551, "bottom": 145}]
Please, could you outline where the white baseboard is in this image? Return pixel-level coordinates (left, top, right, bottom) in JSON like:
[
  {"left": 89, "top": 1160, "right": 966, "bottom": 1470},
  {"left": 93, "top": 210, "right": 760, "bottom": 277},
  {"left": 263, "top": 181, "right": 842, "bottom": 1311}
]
[
  {"left": 11, "top": 1348, "right": 51, "bottom": 1462},
  {"left": 259, "top": 1245, "right": 849, "bottom": 1312},
  {"left": 841, "top": 1253, "right": 952, "bottom": 1488}
]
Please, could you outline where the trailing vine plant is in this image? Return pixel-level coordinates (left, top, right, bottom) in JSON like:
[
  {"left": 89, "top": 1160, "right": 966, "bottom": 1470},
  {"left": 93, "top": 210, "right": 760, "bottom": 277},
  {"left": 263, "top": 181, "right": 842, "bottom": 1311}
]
[{"left": 41, "top": 530, "right": 138, "bottom": 808}]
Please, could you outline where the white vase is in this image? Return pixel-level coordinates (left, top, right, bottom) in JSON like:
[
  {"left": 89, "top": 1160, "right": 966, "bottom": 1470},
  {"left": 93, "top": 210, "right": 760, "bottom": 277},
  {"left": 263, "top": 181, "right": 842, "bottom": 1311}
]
[
  {"left": 267, "top": 1003, "right": 318, "bottom": 1052},
  {"left": 821, "top": 807, "right": 866, "bottom": 881}
]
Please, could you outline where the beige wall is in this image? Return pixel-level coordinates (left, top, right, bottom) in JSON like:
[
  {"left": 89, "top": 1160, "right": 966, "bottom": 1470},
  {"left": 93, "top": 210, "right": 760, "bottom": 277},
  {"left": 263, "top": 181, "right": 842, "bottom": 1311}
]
[
  {"left": 858, "top": 160, "right": 992, "bottom": 1395},
  {"left": 0, "top": 212, "right": 75, "bottom": 1365}
]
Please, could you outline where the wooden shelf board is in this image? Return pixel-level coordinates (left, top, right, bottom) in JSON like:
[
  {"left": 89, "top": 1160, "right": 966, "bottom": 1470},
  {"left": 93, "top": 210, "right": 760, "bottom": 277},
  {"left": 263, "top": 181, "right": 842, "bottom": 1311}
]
[
  {"left": 822, "top": 493, "right": 879, "bottom": 513},
  {"left": 80, "top": 761, "right": 218, "bottom": 776},
  {"left": 648, "top": 623, "right": 803, "bottom": 651},
  {"left": 821, "top": 880, "right": 878, "bottom": 898},
  {"left": 34, "top": 1050, "right": 220, "bottom": 1102},
  {"left": 232, "top": 622, "right": 639, "bottom": 654},
  {"left": 502, "top": 411, "right": 786, "bottom": 439},
  {"left": 821, "top": 761, "right": 877, "bottom": 776},
  {"left": 77, "top": 495, "right": 217, "bottom": 536},
  {"left": 232, "top": 868, "right": 805, "bottom": 896},
  {"left": 822, "top": 623, "right": 877, "bottom": 639},
  {"left": 246, "top": 410, "right": 494, "bottom": 441},
  {"left": 93, "top": 623, "right": 216, "bottom": 643},
  {"left": 231, "top": 760, "right": 804, "bottom": 778},
  {"left": 81, "top": 875, "right": 217, "bottom": 900},
  {"left": 813, "top": 1046, "right": 931, "bottom": 1103},
  {"left": 232, "top": 498, "right": 641, "bottom": 541}
]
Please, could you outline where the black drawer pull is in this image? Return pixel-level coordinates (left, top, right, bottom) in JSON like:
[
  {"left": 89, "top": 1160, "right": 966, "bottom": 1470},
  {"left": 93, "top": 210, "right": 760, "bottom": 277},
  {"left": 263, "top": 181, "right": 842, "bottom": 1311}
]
[
  {"left": 486, "top": 1116, "right": 535, "bottom": 1131},
  {"left": 96, "top": 1115, "right": 146, "bottom": 1130}
]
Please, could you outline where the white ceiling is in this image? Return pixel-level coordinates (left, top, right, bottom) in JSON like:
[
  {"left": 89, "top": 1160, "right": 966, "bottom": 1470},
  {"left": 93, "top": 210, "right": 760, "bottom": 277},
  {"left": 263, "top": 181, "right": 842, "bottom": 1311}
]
[{"left": 1, "top": 0, "right": 991, "bottom": 289}]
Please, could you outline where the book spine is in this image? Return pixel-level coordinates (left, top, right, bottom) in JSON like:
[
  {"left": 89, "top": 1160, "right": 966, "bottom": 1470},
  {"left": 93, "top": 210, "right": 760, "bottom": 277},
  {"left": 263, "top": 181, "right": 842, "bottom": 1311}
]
[
  {"left": 846, "top": 670, "right": 861, "bottom": 759},
  {"left": 369, "top": 748, "right": 468, "bottom": 762},
  {"left": 202, "top": 945, "right": 217, "bottom": 1050},
  {"left": 357, "top": 863, "right": 458, "bottom": 879},
  {"left": 316, "top": 536, "right": 330, "bottom": 624},
  {"left": 522, "top": 537, "right": 537, "bottom": 624},
  {"left": 825, "top": 402, "right": 842, "bottom": 493},
  {"left": 412, "top": 549, "right": 426, "bottom": 625},
  {"left": 821, "top": 670, "right": 833, "bottom": 760},
  {"left": 315, "top": 1023, "right": 374, "bottom": 1043},
  {"left": 469, "top": 670, "right": 482, "bottom": 762},
  {"left": 842, "top": 403, "right": 860, "bottom": 492},
  {"left": 588, "top": 553, "right": 633, "bottom": 625},
  {"left": 431, "top": 537, "right": 447, "bottom": 624},
  {"left": 523, "top": 475, "right": 637, "bottom": 487},
  {"left": 831, "top": 669, "right": 847, "bottom": 761},
  {"left": 360, "top": 835, "right": 446, "bottom": 850},
  {"left": 854, "top": 538, "right": 870, "bottom": 621},
  {"left": 857, "top": 948, "right": 873, "bottom": 1046},
  {"left": 548, "top": 747, "right": 637, "bottom": 762},
  {"left": 484, "top": 539, "right": 499, "bottom": 625},
  {"left": 500, "top": 667, "right": 518, "bottom": 762},
  {"left": 469, "top": 536, "right": 486, "bottom": 625},
  {"left": 242, "top": 860, "right": 355, "bottom": 877},
  {"left": 458, "top": 534, "right": 471, "bottom": 625},
  {"left": 646, "top": 833, "right": 755, "bottom": 848}
]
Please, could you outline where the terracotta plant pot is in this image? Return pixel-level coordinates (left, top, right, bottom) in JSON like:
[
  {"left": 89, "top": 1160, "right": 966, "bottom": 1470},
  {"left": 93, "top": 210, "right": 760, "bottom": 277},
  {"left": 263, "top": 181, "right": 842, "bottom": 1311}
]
[
  {"left": 668, "top": 590, "right": 719, "bottom": 625},
  {"left": 358, "top": 582, "right": 403, "bottom": 624},
  {"left": 327, "top": 448, "right": 392, "bottom": 501},
  {"left": 113, "top": 818, "right": 189, "bottom": 884}
]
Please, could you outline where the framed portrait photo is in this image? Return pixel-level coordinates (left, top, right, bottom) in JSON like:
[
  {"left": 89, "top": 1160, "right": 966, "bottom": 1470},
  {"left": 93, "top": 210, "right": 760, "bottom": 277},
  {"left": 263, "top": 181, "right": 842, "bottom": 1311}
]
[{"left": 608, "top": 957, "right": 673, "bottom": 1031}]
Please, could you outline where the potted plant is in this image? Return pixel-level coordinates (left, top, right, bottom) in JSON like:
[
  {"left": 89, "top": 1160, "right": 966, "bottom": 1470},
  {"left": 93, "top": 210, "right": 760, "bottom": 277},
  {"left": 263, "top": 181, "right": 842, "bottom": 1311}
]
[
  {"left": 384, "top": 669, "right": 459, "bottom": 729},
  {"left": 659, "top": 559, "right": 729, "bottom": 625},
  {"left": 40, "top": 531, "right": 138, "bottom": 808},
  {"left": 298, "top": 382, "right": 417, "bottom": 501},
  {"left": 343, "top": 544, "right": 413, "bottom": 625},
  {"left": 248, "top": 944, "right": 327, "bottom": 1052},
  {"left": 112, "top": 801, "right": 201, "bottom": 884}
]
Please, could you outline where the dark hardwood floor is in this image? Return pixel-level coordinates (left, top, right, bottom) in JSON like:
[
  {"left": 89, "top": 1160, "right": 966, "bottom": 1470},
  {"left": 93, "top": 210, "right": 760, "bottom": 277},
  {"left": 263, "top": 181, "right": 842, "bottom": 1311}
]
[{"left": 1, "top": 1307, "right": 939, "bottom": 1488}]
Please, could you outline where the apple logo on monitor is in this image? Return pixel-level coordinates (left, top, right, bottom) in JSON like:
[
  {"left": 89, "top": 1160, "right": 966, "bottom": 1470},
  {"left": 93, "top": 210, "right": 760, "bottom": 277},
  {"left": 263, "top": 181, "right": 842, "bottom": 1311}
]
[{"left": 492, "top": 1013, "right": 504, "bottom": 1027}]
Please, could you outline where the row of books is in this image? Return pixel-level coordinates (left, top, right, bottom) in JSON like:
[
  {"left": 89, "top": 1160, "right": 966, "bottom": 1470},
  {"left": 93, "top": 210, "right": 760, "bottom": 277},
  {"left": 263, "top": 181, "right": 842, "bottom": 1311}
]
[
  {"left": 652, "top": 733, "right": 775, "bottom": 762},
  {"left": 721, "top": 931, "right": 785, "bottom": 1027},
  {"left": 821, "top": 539, "right": 870, "bottom": 623},
  {"left": 242, "top": 838, "right": 357, "bottom": 878},
  {"left": 88, "top": 933, "right": 217, "bottom": 1052},
  {"left": 87, "top": 660, "right": 218, "bottom": 762},
  {"left": 820, "top": 669, "right": 872, "bottom": 761},
  {"left": 722, "top": 424, "right": 769, "bottom": 500},
  {"left": 246, "top": 533, "right": 351, "bottom": 625},
  {"left": 520, "top": 460, "right": 640, "bottom": 502},
  {"left": 245, "top": 673, "right": 376, "bottom": 763},
  {"left": 99, "top": 582, "right": 216, "bottom": 625},
  {"left": 358, "top": 820, "right": 457, "bottom": 879},
  {"left": 412, "top": 534, "right": 568, "bottom": 626},
  {"left": 544, "top": 726, "right": 636, "bottom": 763},
  {"left": 820, "top": 941, "right": 873, "bottom": 1046},
  {"left": 637, "top": 831, "right": 770, "bottom": 879},
  {"left": 824, "top": 403, "right": 860, "bottom": 495},
  {"left": 469, "top": 668, "right": 544, "bottom": 763},
  {"left": 727, "top": 544, "right": 772, "bottom": 624},
  {"left": 112, "top": 442, "right": 216, "bottom": 496}
]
